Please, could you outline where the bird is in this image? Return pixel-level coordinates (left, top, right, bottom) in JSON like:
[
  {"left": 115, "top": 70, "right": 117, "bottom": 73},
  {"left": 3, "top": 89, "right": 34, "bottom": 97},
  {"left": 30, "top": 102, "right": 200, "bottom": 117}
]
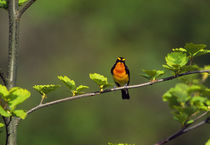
[{"left": 111, "top": 57, "right": 130, "bottom": 99}]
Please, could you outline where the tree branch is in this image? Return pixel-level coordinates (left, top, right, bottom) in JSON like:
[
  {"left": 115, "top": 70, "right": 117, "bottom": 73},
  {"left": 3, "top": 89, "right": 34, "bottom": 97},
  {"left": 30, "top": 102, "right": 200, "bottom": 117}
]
[
  {"left": 24, "top": 69, "right": 210, "bottom": 116},
  {"left": 0, "top": 71, "right": 7, "bottom": 86},
  {"left": 17, "top": 0, "right": 37, "bottom": 18},
  {"left": 155, "top": 115, "right": 210, "bottom": 145},
  {"left": 6, "top": 0, "right": 20, "bottom": 144}
]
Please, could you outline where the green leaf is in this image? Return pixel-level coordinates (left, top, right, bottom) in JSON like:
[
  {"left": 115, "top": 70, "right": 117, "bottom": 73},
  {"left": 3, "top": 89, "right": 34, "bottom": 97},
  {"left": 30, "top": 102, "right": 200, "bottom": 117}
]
[
  {"left": 180, "top": 65, "right": 199, "bottom": 73},
  {"left": 205, "top": 139, "right": 210, "bottom": 145},
  {"left": 0, "top": 122, "right": 4, "bottom": 128},
  {"left": 0, "top": 0, "right": 7, "bottom": 8},
  {"left": 13, "top": 110, "right": 27, "bottom": 119},
  {"left": 173, "top": 111, "right": 189, "bottom": 125},
  {"left": 0, "top": 0, "right": 28, "bottom": 8},
  {"left": 0, "top": 105, "right": 11, "bottom": 117},
  {"left": 190, "top": 96, "right": 208, "bottom": 111},
  {"left": 72, "top": 85, "right": 89, "bottom": 95},
  {"left": 202, "top": 65, "right": 210, "bottom": 82},
  {"left": 0, "top": 84, "right": 9, "bottom": 100},
  {"left": 89, "top": 73, "right": 111, "bottom": 91},
  {"left": 33, "top": 84, "right": 60, "bottom": 96},
  {"left": 186, "top": 119, "right": 194, "bottom": 124},
  {"left": 165, "top": 52, "right": 189, "bottom": 68},
  {"left": 76, "top": 85, "right": 89, "bottom": 92},
  {"left": 89, "top": 73, "right": 108, "bottom": 86},
  {"left": 18, "top": 0, "right": 28, "bottom": 6},
  {"left": 140, "top": 69, "right": 165, "bottom": 80},
  {"left": 8, "top": 87, "right": 31, "bottom": 110},
  {"left": 193, "top": 49, "right": 210, "bottom": 56},
  {"left": 172, "top": 48, "right": 187, "bottom": 52},
  {"left": 184, "top": 43, "right": 209, "bottom": 57},
  {"left": 58, "top": 75, "right": 76, "bottom": 90}
]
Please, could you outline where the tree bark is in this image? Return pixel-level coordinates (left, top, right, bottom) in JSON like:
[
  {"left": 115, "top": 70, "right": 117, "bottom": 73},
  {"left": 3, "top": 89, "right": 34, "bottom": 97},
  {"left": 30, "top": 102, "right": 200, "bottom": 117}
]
[{"left": 6, "top": 0, "right": 20, "bottom": 145}]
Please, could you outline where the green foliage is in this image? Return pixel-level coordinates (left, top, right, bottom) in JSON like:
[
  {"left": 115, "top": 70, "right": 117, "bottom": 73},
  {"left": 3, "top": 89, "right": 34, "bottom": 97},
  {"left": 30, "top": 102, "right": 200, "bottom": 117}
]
[
  {"left": 162, "top": 43, "right": 210, "bottom": 126},
  {"left": 163, "top": 83, "right": 210, "bottom": 125},
  {"left": 0, "top": 85, "right": 9, "bottom": 100},
  {"left": 162, "top": 52, "right": 189, "bottom": 74},
  {"left": 202, "top": 65, "right": 210, "bottom": 81},
  {"left": 0, "top": 85, "right": 30, "bottom": 119},
  {"left": 89, "top": 73, "right": 112, "bottom": 91},
  {"left": 0, "top": 0, "right": 7, "bottom": 8},
  {"left": 19, "top": 0, "right": 28, "bottom": 5},
  {"left": 13, "top": 110, "right": 27, "bottom": 119},
  {"left": 33, "top": 84, "right": 60, "bottom": 97},
  {"left": 33, "top": 84, "right": 60, "bottom": 102},
  {"left": 206, "top": 139, "right": 210, "bottom": 145},
  {"left": 0, "top": 122, "right": 4, "bottom": 128},
  {"left": 58, "top": 75, "right": 89, "bottom": 96},
  {"left": 164, "top": 43, "right": 210, "bottom": 75},
  {"left": 140, "top": 69, "right": 165, "bottom": 81},
  {"left": 73, "top": 85, "right": 89, "bottom": 95},
  {"left": 8, "top": 87, "right": 31, "bottom": 110},
  {"left": 0, "top": 105, "right": 11, "bottom": 117},
  {"left": 184, "top": 43, "right": 210, "bottom": 57},
  {"left": 58, "top": 76, "right": 76, "bottom": 90},
  {"left": 0, "top": 0, "right": 28, "bottom": 9}
]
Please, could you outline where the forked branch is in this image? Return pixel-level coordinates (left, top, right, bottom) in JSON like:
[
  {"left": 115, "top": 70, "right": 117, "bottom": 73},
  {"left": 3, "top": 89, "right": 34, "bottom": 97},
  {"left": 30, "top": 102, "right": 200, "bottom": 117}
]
[{"left": 18, "top": 0, "right": 37, "bottom": 18}]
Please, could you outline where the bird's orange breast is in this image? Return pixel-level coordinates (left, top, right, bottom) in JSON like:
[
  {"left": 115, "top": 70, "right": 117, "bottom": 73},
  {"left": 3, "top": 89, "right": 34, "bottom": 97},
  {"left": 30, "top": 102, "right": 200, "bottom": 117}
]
[{"left": 112, "top": 62, "right": 129, "bottom": 85}]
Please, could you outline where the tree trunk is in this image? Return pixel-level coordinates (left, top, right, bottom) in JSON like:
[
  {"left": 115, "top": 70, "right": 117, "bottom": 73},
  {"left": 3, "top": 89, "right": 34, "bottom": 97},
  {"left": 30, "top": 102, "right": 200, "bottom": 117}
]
[{"left": 6, "top": 0, "right": 20, "bottom": 145}]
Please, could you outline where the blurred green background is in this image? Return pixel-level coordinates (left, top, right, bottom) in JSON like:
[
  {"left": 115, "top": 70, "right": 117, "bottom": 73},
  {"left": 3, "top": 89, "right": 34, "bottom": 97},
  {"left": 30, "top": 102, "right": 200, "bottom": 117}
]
[{"left": 0, "top": 0, "right": 210, "bottom": 145}]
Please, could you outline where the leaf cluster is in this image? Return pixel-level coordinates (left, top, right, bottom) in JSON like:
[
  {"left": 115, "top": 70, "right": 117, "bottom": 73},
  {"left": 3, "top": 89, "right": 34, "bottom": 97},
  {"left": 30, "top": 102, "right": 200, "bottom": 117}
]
[
  {"left": 89, "top": 73, "right": 112, "bottom": 91},
  {"left": 163, "top": 83, "right": 210, "bottom": 125},
  {"left": 0, "top": 0, "right": 28, "bottom": 9},
  {"left": 163, "top": 43, "right": 210, "bottom": 74},
  {"left": 58, "top": 75, "right": 89, "bottom": 96},
  {"left": 161, "top": 43, "right": 210, "bottom": 126},
  {"left": 0, "top": 85, "right": 30, "bottom": 122}
]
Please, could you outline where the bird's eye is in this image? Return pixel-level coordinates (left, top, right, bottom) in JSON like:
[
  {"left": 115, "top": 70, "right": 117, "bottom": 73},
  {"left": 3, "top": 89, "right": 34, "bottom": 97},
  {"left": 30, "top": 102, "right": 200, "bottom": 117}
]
[{"left": 122, "top": 58, "right": 125, "bottom": 61}]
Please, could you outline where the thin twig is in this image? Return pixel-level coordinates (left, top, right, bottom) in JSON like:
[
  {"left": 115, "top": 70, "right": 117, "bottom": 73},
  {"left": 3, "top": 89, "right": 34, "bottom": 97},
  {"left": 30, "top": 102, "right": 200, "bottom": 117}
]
[
  {"left": 24, "top": 69, "right": 210, "bottom": 116},
  {"left": 17, "top": 0, "right": 37, "bottom": 18},
  {"left": 193, "top": 111, "right": 209, "bottom": 123},
  {"left": 0, "top": 71, "right": 7, "bottom": 86},
  {"left": 155, "top": 115, "right": 210, "bottom": 145},
  {"left": 183, "top": 116, "right": 210, "bottom": 133}
]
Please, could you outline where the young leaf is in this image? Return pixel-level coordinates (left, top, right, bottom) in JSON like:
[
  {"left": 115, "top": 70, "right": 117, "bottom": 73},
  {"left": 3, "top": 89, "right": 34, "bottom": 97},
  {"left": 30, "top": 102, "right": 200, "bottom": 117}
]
[
  {"left": 140, "top": 69, "right": 165, "bottom": 80},
  {"left": 33, "top": 84, "right": 60, "bottom": 96},
  {"left": 58, "top": 75, "right": 76, "bottom": 91},
  {"left": 165, "top": 52, "right": 189, "bottom": 68},
  {"left": 202, "top": 65, "right": 210, "bottom": 82},
  {"left": 0, "top": 0, "right": 7, "bottom": 8},
  {"left": 8, "top": 87, "right": 31, "bottom": 110},
  {"left": 172, "top": 48, "right": 187, "bottom": 52},
  {"left": 0, "top": 84, "right": 9, "bottom": 100},
  {"left": 0, "top": 123, "right": 4, "bottom": 128},
  {"left": 190, "top": 96, "right": 208, "bottom": 111},
  {"left": 76, "top": 85, "right": 89, "bottom": 92},
  {"left": 163, "top": 52, "right": 189, "bottom": 74},
  {"left": 13, "top": 110, "right": 27, "bottom": 119},
  {"left": 19, "top": 0, "right": 28, "bottom": 6},
  {"left": 0, "top": 105, "right": 11, "bottom": 117},
  {"left": 205, "top": 139, "right": 210, "bottom": 145},
  {"left": 89, "top": 73, "right": 107, "bottom": 85},
  {"left": 72, "top": 85, "right": 89, "bottom": 95},
  {"left": 184, "top": 43, "right": 209, "bottom": 57},
  {"left": 89, "top": 73, "right": 111, "bottom": 91},
  {"left": 0, "top": 0, "right": 28, "bottom": 9}
]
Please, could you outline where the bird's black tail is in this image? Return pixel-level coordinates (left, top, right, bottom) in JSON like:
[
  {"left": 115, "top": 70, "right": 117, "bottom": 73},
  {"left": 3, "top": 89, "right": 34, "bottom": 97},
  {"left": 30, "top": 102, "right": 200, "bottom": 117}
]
[{"left": 121, "top": 89, "right": 130, "bottom": 99}]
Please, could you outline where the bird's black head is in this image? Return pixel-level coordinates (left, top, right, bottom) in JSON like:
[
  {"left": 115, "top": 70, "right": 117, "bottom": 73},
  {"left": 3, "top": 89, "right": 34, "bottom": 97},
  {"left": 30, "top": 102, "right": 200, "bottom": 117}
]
[{"left": 116, "top": 57, "right": 126, "bottom": 63}]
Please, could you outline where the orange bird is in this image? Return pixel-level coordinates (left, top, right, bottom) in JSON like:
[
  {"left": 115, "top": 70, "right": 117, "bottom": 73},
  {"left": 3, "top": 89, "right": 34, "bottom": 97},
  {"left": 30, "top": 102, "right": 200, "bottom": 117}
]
[{"left": 111, "top": 57, "right": 130, "bottom": 99}]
